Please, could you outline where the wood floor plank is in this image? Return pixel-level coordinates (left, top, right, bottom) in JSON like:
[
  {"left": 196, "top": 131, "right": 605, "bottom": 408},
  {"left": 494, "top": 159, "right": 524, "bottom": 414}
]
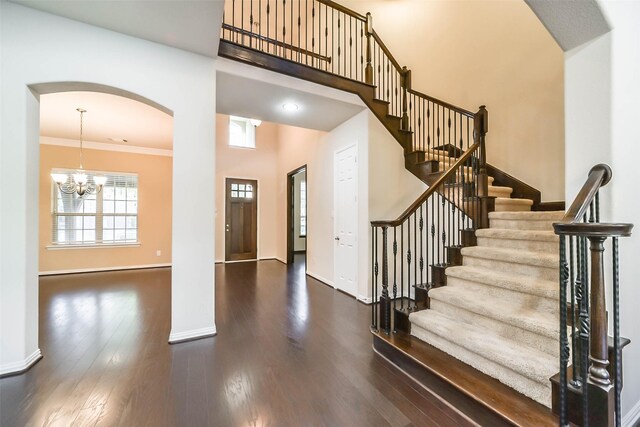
[{"left": 1, "top": 257, "right": 473, "bottom": 426}]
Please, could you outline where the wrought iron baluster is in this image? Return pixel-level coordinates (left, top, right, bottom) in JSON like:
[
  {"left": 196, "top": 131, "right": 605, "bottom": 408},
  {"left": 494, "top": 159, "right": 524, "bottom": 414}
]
[
  {"left": 613, "top": 236, "right": 621, "bottom": 427},
  {"left": 400, "top": 223, "right": 404, "bottom": 309},
  {"left": 559, "top": 236, "right": 570, "bottom": 426},
  {"left": 393, "top": 227, "right": 397, "bottom": 318}
]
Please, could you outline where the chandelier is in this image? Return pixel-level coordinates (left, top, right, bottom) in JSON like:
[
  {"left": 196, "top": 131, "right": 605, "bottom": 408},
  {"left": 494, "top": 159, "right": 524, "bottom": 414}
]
[{"left": 51, "top": 108, "right": 107, "bottom": 197}]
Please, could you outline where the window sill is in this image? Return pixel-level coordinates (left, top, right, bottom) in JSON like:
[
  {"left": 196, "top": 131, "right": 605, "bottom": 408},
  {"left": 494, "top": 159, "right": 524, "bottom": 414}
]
[{"left": 46, "top": 242, "right": 141, "bottom": 250}]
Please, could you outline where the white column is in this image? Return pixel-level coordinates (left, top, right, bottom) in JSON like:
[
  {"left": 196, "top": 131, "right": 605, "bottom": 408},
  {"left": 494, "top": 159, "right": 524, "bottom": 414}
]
[
  {"left": 0, "top": 87, "right": 42, "bottom": 375},
  {"left": 168, "top": 72, "right": 217, "bottom": 343}
]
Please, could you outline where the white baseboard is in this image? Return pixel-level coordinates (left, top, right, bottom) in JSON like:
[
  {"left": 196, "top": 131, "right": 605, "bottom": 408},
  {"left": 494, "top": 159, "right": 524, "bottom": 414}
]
[
  {"left": 357, "top": 295, "right": 373, "bottom": 304},
  {"left": 306, "top": 271, "right": 335, "bottom": 288},
  {"left": 624, "top": 399, "right": 640, "bottom": 427},
  {"left": 39, "top": 263, "right": 171, "bottom": 276},
  {"left": 168, "top": 326, "right": 217, "bottom": 344},
  {"left": 0, "top": 349, "right": 42, "bottom": 377}
]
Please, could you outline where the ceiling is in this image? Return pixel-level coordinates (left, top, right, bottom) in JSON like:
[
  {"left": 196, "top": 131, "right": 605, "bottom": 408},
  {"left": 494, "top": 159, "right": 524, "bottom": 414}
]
[
  {"left": 40, "top": 91, "right": 174, "bottom": 149},
  {"left": 10, "top": 0, "right": 225, "bottom": 58},
  {"left": 216, "top": 72, "right": 366, "bottom": 131}
]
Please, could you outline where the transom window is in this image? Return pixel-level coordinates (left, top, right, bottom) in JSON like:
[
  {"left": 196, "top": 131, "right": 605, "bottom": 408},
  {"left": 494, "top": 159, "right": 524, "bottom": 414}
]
[
  {"left": 229, "top": 116, "right": 256, "bottom": 149},
  {"left": 52, "top": 169, "right": 138, "bottom": 246},
  {"left": 230, "top": 182, "right": 253, "bottom": 199}
]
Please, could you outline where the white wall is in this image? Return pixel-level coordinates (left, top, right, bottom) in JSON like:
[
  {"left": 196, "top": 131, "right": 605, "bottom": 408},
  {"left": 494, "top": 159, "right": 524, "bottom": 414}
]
[
  {"left": 0, "top": 2, "right": 217, "bottom": 373},
  {"left": 599, "top": 1, "right": 640, "bottom": 422},
  {"left": 564, "top": 1, "right": 640, "bottom": 422}
]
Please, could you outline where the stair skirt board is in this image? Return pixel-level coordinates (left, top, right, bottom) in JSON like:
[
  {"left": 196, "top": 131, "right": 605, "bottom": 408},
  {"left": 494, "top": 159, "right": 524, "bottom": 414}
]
[{"left": 411, "top": 324, "right": 551, "bottom": 407}]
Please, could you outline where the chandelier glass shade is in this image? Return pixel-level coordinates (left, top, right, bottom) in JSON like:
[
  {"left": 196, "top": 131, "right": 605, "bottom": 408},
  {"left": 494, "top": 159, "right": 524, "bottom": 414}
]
[{"left": 51, "top": 108, "right": 107, "bottom": 197}]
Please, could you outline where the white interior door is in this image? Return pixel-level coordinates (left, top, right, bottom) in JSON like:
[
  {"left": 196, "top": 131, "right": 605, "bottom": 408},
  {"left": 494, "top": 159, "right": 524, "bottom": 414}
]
[{"left": 334, "top": 145, "right": 358, "bottom": 297}]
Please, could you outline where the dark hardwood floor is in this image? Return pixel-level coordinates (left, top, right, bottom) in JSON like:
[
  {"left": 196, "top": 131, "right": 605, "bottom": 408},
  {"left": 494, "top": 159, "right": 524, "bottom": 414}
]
[{"left": 0, "top": 259, "right": 473, "bottom": 427}]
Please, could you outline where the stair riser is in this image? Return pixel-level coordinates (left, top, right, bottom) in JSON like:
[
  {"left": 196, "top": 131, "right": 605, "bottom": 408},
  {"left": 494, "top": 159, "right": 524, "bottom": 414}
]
[
  {"left": 489, "top": 219, "right": 559, "bottom": 231},
  {"left": 488, "top": 187, "right": 513, "bottom": 198},
  {"left": 445, "top": 277, "right": 558, "bottom": 314},
  {"left": 476, "top": 237, "right": 558, "bottom": 253},
  {"left": 429, "top": 298, "right": 559, "bottom": 358},
  {"left": 494, "top": 202, "right": 532, "bottom": 212},
  {"left": 411, "top": 325, "right": 552, "bottom": 406},
  {"left": 463, "top": 256, "right": 558, "bottom": 282}
]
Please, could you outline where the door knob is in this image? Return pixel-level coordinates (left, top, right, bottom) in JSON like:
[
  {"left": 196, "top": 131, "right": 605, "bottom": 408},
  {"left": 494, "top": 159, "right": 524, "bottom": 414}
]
[{"left": 335, "top": 237, "right": 340, "bottom": 241}]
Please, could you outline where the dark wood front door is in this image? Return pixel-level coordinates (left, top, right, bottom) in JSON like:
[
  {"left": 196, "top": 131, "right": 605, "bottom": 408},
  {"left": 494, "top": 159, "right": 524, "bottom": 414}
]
[{"left": 225, "top": 178, "right": 258, "bottom": 261}]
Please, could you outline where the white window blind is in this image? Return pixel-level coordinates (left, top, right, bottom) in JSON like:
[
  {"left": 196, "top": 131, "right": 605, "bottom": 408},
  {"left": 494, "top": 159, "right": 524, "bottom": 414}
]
[{"left": 51, "top": 169, "right": 138, "bottom": 246}]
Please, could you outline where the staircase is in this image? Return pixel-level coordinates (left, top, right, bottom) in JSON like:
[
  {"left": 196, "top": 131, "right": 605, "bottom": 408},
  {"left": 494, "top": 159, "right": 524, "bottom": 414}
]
[
  {"left": 217, "top": 1, "right": 633, "bottom": 425},
  {"left": 410, "top": 210, "right": 564, "bottom": 407}
]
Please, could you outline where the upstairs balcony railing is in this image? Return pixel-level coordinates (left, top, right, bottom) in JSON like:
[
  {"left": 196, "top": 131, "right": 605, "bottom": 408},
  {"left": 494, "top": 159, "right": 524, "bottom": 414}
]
[{"left": 220, "top": 0, "right": 479, "bottom": 163}]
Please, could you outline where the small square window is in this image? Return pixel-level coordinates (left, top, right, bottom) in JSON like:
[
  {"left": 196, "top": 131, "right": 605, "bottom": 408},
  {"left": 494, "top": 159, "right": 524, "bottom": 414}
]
[{"left": 229, "top": 116, "right": 256, "bottom": 149}]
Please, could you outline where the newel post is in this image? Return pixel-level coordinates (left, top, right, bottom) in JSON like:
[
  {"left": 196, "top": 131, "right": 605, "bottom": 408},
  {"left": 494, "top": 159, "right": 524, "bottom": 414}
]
[
  {"left": 474, "top": 105, "right": 493, "bottom": 229},
  {"left": 587, "top": 235, "right": 615, "bottom": 427},
  {"left": 365, "top": 13, "right": 374, "bottom": 85},
  {"left": 380, "top": 226, "right": 391, "bottom": 334},
  {"left": 401, "top": 67, "right": 411, "bottom": 131}
]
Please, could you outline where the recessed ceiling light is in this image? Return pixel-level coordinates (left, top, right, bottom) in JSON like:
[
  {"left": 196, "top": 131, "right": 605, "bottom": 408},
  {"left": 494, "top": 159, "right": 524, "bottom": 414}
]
[
  {"left": 108, "top": 137, "right": 128, "bottom": 143},
  {"left": 282, "top": 102, "right": 299, "bottom": 112}
]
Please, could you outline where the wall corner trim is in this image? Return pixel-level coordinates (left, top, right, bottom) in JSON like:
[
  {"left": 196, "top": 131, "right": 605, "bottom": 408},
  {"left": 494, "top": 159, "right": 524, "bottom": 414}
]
[
  {"left": 168, "top": 326, "right": 217, "bottom": 344},
  {"left": 0, "top": 349, "right": 43, "bottom": 377},
  {"left": 623, "top": 398, "right": 640, "bottom": 427},
  {"left": 357, "top": 295, "right": 373, "bottom": 305}
]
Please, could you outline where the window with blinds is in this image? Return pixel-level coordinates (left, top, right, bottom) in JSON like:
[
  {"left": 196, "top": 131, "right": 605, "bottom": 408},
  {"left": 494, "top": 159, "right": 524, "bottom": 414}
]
[{"left": 51, "top": 169, "right": 138, "bottom": 246}]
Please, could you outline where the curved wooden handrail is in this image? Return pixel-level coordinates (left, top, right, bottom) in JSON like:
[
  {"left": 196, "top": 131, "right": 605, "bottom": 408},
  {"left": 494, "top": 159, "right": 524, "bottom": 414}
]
[
  {"left": 407, "top": 88, "right": 475, "bottom": 118},
  {"left": 558, "top": 164, "right": 611, "bottom": 225},
  {"left": 316, "top": 0, "right": 367, "bottom": 21},
  {"left": 371, "top": 142, "right": 481, "bottom": 227},
  {"left": 553, "top": 164, "right": 634, "bottom": 237}
]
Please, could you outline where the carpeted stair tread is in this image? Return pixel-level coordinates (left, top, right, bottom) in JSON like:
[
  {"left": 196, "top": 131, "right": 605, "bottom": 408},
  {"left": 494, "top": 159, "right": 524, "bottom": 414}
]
[
  {"left": 461, "top": 246, "right": 558, "bottom": 269},
  {"left": 409, "top": 310, "right": 557, "bottom": 386},
  {"left": 427, "top": 285, "right": 559, "bottom": 339},
  {"left": 488, "top": 185, "right": 513, "bottom": 198},
  {"left": 445, "top": 265, "right": 557, "bottom": 300},
  {"left": 489, "top": 211, "right": 564, "bottom": 220},
  {"left": 475, "top": 228, "right": 558, "bottom": 242}
]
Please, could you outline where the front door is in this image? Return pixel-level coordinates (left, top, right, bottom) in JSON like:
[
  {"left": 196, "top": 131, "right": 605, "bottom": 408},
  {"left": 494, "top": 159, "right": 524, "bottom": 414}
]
[
  {"left": 334, "top": 145, "right": 358, "bottom": 296},
  {"left": 225, "top": 178, "right": 258, "bottom": 261}
]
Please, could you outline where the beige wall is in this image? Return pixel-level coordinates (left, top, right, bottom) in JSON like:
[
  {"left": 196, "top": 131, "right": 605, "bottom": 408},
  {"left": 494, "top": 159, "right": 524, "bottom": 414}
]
[
  {"left": 342, "top": 0, "right": 565, "bottom": 201},
  {"left": 39, "top": 143, "right": 172, "bottom": 273},
  {"left": 215, "top": 114, "right": 281, "bottom": 261}
]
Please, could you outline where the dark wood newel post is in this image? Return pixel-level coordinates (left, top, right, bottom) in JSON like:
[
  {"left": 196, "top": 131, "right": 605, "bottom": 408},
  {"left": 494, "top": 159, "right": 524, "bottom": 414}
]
[
  {"left": 401, "top": 67, "right": 410, "bottom": 131},
  {"left": 587, "top": 235, "right": 615, "bottom": 427},
  {"left": 474, "top": 105, "right": 493, "bottom": 229},
  {"left": 365, "top": 12, "right": 373, "bottom": 85},
  {"left": 380, "top": 226, "right": 391, "bottom": 334}
]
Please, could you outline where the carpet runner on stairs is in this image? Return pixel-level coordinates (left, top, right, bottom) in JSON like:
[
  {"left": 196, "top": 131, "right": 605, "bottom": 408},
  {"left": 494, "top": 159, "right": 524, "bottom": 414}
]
[{"left": 409, "top": 210, "right": 565, "bottom": 407}]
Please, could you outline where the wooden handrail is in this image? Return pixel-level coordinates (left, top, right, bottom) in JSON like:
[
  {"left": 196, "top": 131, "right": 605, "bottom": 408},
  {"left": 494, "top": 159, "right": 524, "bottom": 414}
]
[
  {"left": 371, "top": 30, "right": 403, "bottom": 73},
  {"left": 371, "top": 141, "right": 481, "bottom": 227},
  {"left": 316, "top": 0, "right": 367, "bottom": 21},
  {"left": 222, "top": 24, "right": 332, "bottom": 63},
  {"left": 407, "top": 87, "right": 475, "bottom": 118},
  {"left": 557, "top": 164, "right": 611, "bottom": 225},
  {"left": 554, "top": 222, "right": 633, "bottom": 237}
]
